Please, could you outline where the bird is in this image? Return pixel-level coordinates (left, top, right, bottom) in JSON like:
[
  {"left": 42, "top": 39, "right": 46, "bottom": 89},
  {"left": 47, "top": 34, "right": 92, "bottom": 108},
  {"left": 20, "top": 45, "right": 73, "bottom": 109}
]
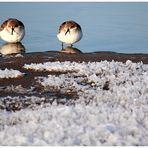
[
  {"left": 57, "top": 20, "right": 83, "bottom": 49},
  {"left": 0, "top": 18, "right": 25, "bottom": 43}
]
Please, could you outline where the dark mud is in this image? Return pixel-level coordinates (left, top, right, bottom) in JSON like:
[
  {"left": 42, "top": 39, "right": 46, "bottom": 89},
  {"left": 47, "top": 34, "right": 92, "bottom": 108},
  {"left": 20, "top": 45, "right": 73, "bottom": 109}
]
[{"left": 0, "top": 51, "right": 148, "bottom": 111}]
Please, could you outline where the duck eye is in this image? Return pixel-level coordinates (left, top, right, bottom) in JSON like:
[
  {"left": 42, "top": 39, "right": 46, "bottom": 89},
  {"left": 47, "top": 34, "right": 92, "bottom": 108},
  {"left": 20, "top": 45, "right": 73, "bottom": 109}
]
[
  {"left": 15, "top": 24, "right": 18, "bottom": 27},
  {"left": 70, "top": 25, "right": 75, "bottom": 29}
]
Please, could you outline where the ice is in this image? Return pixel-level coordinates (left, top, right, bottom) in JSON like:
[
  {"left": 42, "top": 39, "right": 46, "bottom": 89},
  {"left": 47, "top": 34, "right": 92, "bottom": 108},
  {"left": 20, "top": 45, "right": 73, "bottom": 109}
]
[
  {"left": 0, "top": 102, "right": 148, "bottom": 146},
  {"left": 24, "top": 61, "right": 79, "bottom": 72},
  {"left": 0, "top": 60, "right": 148, "bottom": 145},
  {"left": 0, "top": 68, "right": 24, "bottom": 78}
]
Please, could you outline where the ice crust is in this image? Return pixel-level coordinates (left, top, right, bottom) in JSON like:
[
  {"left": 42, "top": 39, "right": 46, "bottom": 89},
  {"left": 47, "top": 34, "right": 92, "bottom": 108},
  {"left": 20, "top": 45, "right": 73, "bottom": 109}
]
[{"left": 0, "top": 60, "right": 148, "bottom": 145}]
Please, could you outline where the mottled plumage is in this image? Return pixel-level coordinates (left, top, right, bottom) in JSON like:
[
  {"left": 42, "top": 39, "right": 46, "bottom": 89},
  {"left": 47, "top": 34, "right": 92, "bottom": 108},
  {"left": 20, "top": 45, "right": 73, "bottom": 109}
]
[
  {"left": 0, "top": 18, "right": 25, "bottom": 43},
  {"left": 57, "top": 20, "right": 83, "bottom": 48}
]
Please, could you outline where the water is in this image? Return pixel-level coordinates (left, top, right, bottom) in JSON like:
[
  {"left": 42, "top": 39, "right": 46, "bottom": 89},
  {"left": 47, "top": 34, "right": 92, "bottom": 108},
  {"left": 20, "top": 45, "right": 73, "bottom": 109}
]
[{"left": 0, "top": 2, "right": 148, "bottom": 54}]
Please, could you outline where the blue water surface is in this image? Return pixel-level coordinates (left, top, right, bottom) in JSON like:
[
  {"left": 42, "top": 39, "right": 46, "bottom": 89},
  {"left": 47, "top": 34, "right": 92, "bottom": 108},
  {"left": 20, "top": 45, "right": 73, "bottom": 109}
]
[{"left": 0, "top": 2, "right": 148, "bottom": 53}]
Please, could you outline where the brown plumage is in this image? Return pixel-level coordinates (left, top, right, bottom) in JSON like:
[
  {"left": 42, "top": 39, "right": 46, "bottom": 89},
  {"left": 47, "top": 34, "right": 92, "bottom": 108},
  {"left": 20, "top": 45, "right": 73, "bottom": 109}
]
[
  {"left": 0, "top": 18, "right": 24, "bottom": 32},
  {"left": 0, "top": 18, "right": 25, "bottom": 43},
  {"left": 57, "top": 20, "right": 83, "bottom": 48},
  {"left": 58, "top": 20, "right": 82, "bottom": 34}
]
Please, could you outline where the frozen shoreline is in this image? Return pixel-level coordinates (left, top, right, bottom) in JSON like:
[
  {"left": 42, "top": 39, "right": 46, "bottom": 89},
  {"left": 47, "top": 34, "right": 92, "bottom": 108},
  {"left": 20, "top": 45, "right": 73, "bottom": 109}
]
[{"left": 0, "top": 51, "right": 148, "bottom": 145}]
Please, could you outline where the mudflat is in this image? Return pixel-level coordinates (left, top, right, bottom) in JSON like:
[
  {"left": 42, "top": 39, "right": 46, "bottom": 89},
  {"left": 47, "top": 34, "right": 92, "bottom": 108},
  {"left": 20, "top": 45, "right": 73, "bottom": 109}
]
[
  {"left": 0, "top": 51, "right": 148, "bottom": 111},
  {"left": 0, "top": 51, "right": 148, "bottom": 90}
]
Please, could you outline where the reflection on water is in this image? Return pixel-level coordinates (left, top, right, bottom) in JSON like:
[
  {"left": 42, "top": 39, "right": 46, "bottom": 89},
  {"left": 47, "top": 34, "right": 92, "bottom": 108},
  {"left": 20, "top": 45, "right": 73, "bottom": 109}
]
[
  {"left": 60, "top": 46, "right": 82, "bottom": 54},
  {"left": 0, "top": 42, "right": 25, "bottom": 55},
  {"left": 0, "top": 3, "right": 148, "bottom": 53}
]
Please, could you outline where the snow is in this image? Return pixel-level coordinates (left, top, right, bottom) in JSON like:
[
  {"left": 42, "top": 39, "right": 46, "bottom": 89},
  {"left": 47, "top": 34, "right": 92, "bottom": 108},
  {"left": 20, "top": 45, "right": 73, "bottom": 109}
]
[
  {"left": 0, "top": 60, "right": 148, "bottom": 145},
  {"left": 0, "top": 68, "right": 24, "bottom": 78}
]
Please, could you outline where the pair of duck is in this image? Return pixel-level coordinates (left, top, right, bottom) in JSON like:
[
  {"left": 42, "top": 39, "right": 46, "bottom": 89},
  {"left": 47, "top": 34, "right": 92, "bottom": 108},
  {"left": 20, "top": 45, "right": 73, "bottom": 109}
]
[{"left": 0, "top": 18, "right": 83, "bottom": 49}]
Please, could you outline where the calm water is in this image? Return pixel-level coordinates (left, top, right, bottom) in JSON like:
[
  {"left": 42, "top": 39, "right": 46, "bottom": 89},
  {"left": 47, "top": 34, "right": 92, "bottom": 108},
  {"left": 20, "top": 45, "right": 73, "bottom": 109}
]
[{"left": 0, "top": 2, "right": 148, "bottom": 53}]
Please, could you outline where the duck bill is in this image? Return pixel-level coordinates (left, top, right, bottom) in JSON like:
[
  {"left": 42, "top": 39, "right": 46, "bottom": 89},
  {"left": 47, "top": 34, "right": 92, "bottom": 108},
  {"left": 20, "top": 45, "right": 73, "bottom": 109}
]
[
  {"left": 65, "top": 29, "right": 70, "bottom": 35},
  {"left": 11, "top": 28, "right": 14, "bottom": 35}
]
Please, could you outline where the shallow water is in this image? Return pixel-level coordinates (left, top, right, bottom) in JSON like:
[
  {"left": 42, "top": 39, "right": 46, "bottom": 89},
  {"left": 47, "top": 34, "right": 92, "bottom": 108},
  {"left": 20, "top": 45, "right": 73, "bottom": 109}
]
[{"left": 0, "top": 2, "right": 148, "bottom": 54}]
